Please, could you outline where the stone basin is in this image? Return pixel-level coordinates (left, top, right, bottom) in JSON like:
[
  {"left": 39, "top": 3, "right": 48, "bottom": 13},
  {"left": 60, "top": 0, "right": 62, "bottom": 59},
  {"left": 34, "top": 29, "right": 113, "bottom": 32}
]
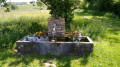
[{"left": 16, "top": 36, "right": 94, "bottom": 56}]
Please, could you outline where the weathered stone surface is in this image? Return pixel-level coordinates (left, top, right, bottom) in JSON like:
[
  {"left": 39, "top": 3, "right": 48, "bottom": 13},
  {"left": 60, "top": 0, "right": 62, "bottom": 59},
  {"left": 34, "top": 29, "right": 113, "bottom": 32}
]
[
  {"left": 16, "top": 42, "right": 36, "bottom": 55},
  {"left": 16, "top": 36, "right": 94, "bottom": 56},
  {"left": 48, "top": 18, "right": 65, "bottom": 37}
]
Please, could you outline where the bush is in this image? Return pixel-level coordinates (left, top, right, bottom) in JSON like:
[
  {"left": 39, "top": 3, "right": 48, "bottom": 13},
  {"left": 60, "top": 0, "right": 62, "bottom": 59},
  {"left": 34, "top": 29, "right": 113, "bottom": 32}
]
[
  {"left": 4, "top": 7, "right": 10, "bottom": 12},
  {"left": 82, "top": 0, "right": 120, "bottom": 17},
  {"left": 10, "top": 4, "right": 18, "bottom": 10},
  {"left": 113, "top": 2, "right": 120, "bottom": 17},
  {"left": 30, "top": 1, "right": 34, "bottom": 4},
  {"left": 104, "top": 12, "right": 117, "bottom": 18},
  {"left": 33, "top": 4, "right": 35, "bottom": 6}
]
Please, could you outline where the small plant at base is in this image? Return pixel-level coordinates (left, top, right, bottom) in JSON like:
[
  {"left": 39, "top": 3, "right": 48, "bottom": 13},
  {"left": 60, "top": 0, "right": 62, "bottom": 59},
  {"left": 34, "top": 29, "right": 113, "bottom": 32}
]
[{"left": 65, "top": 31, "right": 79, "bottom": 37}]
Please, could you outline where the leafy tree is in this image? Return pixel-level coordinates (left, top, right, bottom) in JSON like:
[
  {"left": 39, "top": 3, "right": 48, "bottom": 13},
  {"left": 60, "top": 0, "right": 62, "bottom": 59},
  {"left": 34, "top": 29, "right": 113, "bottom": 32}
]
[
  {"left": 83, "top": 0, "right": 120, "bottom": 17},
  {"left": 38, "top": 0, "right": 81, "bottom": 24},
  {"left": 113, "top": 2, "right": 120, "bottom": 17},
  {"left": 0, "top": 0, "right": 10, "bottom": 12},
  {"left": 85, "top": 0, "right": 114, "bottom": 11},
  {"left": 0, "top": 0, "right": 6, "bottom": 3}
]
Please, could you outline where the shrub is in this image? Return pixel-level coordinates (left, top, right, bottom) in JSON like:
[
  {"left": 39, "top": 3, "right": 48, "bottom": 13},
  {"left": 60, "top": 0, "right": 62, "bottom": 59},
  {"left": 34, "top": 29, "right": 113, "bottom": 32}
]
[
  {"left": 33, "top": 4, "right": 35, "bottom": 6},
  {"left": 10, "top": 4, "right": 18, "bottom": 10},
  {"left": 30, "top": 1, "right": 34, "bottom": 4},
  {"left": 84, "top": 0, "right": 114, "bottom": 11},
  {"left": 113, "top": 2, "right": 120, "bottom": 17},
  {"left": 4, "top": 7, "right": 10, "bottom": 12},
  {"left": 82, "top": 0, "right": 120, "bottom": 17},
  {"left": 104, "top": 12, "right": 117, "bottom": 18}
]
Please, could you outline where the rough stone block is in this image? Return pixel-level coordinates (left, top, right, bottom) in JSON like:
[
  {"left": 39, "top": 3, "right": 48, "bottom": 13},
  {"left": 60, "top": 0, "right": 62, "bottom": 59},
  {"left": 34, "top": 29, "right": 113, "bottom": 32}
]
[{"left": 48, "top": 18, "right": 65, "bottom": 37}]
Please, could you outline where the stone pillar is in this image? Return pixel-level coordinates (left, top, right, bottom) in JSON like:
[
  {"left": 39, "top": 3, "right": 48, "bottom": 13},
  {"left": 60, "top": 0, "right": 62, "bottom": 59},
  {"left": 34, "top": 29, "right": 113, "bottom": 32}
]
[{"left": 48, "top": 18, "right": 65, "bottom": 37}]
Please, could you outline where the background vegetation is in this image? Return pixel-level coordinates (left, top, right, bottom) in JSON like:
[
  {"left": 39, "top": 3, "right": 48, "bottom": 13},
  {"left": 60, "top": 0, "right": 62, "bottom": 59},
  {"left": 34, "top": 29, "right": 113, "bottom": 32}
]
[{"left": 82, "top": 0, "right": 120, "bottom": 17}]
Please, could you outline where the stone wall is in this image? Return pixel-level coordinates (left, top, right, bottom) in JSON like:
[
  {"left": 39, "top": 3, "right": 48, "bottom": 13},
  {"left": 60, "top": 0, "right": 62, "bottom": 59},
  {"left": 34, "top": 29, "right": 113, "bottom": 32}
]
[
  {"left": 16, "top": 41, "right": 94, "bottom": 56},
  {"left": 16, "top": 42, "right": 36, "bottom": 55},
  {"left": 16, "top": 36, "right": 94, "bottom": 56},
  {"left": 48, "top": 18, "right": 65, "bottom": 37}
]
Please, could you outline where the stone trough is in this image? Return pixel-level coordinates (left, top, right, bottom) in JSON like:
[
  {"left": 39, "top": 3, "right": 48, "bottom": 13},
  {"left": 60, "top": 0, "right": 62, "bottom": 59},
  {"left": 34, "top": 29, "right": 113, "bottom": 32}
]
[{"left": 16, "top": 36, "right": 94, "bottom": 56}]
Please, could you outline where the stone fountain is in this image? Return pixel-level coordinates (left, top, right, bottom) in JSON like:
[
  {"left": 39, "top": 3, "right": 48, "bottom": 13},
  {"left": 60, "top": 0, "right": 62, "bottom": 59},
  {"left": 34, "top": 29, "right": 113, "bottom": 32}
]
[{"left": 16, "top": 18, "right": 94, "bottom": 56}]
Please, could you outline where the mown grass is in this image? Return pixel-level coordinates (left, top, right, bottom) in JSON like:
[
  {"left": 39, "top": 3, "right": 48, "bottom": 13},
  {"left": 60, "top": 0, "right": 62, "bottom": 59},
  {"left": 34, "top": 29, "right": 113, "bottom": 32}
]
[{"left": 0, "top": 5, "right": 120, "bottom": 67}]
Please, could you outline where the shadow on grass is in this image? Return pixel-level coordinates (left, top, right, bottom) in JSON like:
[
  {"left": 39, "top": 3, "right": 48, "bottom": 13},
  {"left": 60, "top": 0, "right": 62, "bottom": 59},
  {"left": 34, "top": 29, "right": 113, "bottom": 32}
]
[
  {"left": 80, "top": 52, "right": 91, "bottom": 66},
  {"left": 75, "top": 10, "right": 105, "bottom": 17},
  {"left": 0, "top": 49, "right": 92, "bottom": 67}
]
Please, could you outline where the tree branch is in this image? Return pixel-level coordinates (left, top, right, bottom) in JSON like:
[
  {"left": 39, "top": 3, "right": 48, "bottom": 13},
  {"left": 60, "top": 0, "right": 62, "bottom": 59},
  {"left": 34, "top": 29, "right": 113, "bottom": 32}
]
[
  {"left": 72, "top": 7, "right": 77, "bottom": 11},
  {"left": 41, "top": 0, "right": 48, "bottom": 6}
]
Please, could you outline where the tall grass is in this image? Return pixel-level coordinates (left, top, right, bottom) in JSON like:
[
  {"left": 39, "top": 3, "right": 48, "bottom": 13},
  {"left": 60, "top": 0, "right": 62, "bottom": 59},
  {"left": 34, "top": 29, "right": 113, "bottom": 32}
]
[
  {"left": 0, "top": 5, "right": 50, "bottom": 48},
  {"left": 0, "top": 13, "right": 50, "bottom": 48},
  {"left": 67, "top": 14, "right": 107, "bottom": 40}
]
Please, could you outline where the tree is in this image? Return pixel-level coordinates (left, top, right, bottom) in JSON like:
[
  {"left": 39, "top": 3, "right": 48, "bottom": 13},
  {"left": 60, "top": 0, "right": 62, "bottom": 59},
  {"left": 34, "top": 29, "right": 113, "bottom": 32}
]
[
  {"left": 38, "top": 0, "right": 81, "bottom": 24},
  {"left": 84, "top": 0, "right": 114, "bottom": 11},
  {"left": 0, "top": 0, "right": 6, "bottom": 3},
  {"left": 113, "top": 2, "right": 120, "bottom": 17}
]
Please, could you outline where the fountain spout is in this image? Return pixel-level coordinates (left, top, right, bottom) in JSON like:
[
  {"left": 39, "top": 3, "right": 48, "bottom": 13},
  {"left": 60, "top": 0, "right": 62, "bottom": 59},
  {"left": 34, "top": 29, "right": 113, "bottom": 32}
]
[{"left": 51, "top": 24, "right": 57, "bottom": 42}]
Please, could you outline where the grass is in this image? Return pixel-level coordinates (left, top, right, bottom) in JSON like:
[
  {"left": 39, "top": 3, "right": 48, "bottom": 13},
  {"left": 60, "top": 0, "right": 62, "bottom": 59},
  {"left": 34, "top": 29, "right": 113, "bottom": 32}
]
[
  {"left": 0, "top": 5, "right": 120, "bottom": 67},
  {"left": 0, "top": 4, "right": 50, "bottom": 48}
]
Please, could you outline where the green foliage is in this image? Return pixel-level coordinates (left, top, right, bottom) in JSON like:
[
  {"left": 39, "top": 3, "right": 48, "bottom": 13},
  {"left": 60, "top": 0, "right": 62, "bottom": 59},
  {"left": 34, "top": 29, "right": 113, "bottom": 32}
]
[
  {"left": 3, "top": 3, "right": 9, "bottom": 7},
  {"left": 0, "top": 16, "right": 48, "bottom": 48},
  {"left": 113, "top": 2, "right": 120, "bottom": 17},
  {"left": 30, "top": 1, "right": 34, "bottom": 4},
  {"left": 47, "top": 0, "right": 74, "bottom": 23},
  {"left": 3, "top": 3, "right": 11, "bottom": 12},
  {"left": 40, "top": 0, "right": 81, "bottom": 24},
  {"left": 70, "top": 18, "right": 107, "bottom": 40},
  {"left": 0, "top": 0, "right": 5, "bottom": 3},
  {"left": 36, "top": 1, "right": 44, "bottom": 6},
  {"left": 36, "top": 1, "right": 46, "bottom": 10},
  {"left": 83, "top": 0, "right": 120, "bottom": 17},
  {"left": 85, "top": 0, "right": 114, "bottom": 11},
  {"left": 10, "top": 4, "right": 18, "bottom": 10},
  {"left": 104, "top": 12, "right": 117, "bottom": 18},
  {"left": 4, "top": 7, "right": 10, "bottom": 12},
  {"left": 33, "top": 4, "right": 35, "bottom": 6}
]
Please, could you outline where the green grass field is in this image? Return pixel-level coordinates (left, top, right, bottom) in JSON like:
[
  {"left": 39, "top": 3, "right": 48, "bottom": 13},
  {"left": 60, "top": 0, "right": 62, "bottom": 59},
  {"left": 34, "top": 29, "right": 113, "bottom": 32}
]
[{"left": 0, "top": 4, "right": 120, "bottom": 67}]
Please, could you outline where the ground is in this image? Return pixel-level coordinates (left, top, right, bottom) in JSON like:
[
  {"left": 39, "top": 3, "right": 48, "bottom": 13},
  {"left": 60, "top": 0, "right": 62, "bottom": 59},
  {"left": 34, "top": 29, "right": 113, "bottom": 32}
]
[{"left": 0, "top": 4, "right": 120, "bottom": 67}]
